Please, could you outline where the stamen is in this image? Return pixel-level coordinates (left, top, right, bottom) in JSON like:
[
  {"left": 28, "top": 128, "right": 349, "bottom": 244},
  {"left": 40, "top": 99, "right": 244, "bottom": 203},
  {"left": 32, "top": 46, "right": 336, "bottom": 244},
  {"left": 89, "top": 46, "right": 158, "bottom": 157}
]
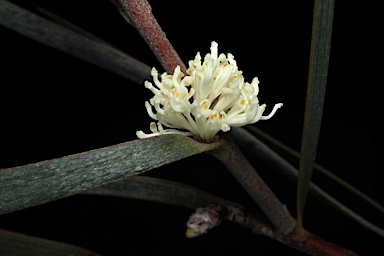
[{"left": 137, "top": 42, "right": 282, "bottom": 142}]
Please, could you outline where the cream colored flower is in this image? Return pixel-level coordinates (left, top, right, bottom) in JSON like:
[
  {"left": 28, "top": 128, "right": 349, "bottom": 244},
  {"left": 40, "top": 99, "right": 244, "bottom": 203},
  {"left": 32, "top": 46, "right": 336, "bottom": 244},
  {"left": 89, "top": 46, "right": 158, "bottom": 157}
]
[{"left": 136, "top": 41, "right": 283, "bottom": 142}]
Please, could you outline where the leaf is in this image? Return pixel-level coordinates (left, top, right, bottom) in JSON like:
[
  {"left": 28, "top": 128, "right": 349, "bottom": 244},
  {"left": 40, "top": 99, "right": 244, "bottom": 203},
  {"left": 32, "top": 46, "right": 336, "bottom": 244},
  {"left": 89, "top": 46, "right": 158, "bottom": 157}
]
[
  {"left": 297, "top": 0, "right": 335, "bottom": 233},
  {"left": 247, "top": 125, "right": 384, "bottom": 218},
  {"left": 0, "top": 0, "right": 151, "bottom": 84},
  {"left": 84, "top": 176, "right": 274, "bottom": 238},
  {"left": 232, "top": 127, "right": 384, "bottom": 238},
  {"left": 0, "top": 228, "right": 99, "bottom": 256},
  {"left": 0, "top": 135, "right": 220, "bottom": 215},
  {"left": 83, "top": 175, "right": 238, "bottom": 210}
]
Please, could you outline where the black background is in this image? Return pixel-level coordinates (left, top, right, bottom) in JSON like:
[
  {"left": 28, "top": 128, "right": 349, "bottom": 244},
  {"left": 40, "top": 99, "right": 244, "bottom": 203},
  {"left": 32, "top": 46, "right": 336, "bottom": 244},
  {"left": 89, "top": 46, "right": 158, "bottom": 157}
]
[{"left": 1, "top": 0, "right": 379, "bottom": 255}]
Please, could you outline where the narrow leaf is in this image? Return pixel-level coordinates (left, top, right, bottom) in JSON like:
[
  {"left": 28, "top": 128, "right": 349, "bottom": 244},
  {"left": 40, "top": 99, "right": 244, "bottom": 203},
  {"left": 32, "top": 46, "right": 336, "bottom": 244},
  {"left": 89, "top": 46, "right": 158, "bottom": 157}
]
[
  {"left": 0, "top": 229, "right": 99, "bottom": 256},
  {"left": 0, "top": 0, "right": 151, "bottom": 84},
  {"left": 85, "top": 177, "right": 276, "bottom": 239},
  {"left": 83, "top": 175, "right": 238, "bottom": 210},
  {"left": 297, "top": 0, "right": 335, "bottom": 233},
  {"left": 247, "top": 126, "right": 384, "bottom": 218},
  {"left": 0, "top": 135, "right": 220, "bottom": 215},
  {"left": 85, "top": 174, "right": 361, "bottom": 255},
  {"left": 232, "top": 127, "right": 384, "bottom": 238},
  {"left": 35, "top": 6, "right": 111, "bottom": 45}
]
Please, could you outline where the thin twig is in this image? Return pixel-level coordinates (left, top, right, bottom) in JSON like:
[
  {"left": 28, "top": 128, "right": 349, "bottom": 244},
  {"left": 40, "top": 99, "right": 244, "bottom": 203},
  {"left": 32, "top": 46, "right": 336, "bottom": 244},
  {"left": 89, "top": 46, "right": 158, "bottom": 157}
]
[
  {"left": 110, "top": 0, "right": 186, "bottom": 74},
  {"left": 185, "top": 203, "right": 274, "bottom": 238},
  {"left": 86, "top": 176, "right": 357, "bottom": 255},
  {"left": 207, "top": 134, "right": 357, "bottom": 255},
  {"left": 208, "top": 133, "right": 296, "bottom": 235}
]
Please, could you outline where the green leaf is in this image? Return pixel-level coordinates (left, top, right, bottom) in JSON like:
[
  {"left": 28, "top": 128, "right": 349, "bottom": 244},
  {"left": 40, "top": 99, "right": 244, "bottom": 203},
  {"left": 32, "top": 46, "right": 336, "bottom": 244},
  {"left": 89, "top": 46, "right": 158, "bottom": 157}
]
[
  {"left": 84, "top": 175, "right": 237, "bottom": 210},
  {"left": 0, "top": 0, "right": 151, "bottom": 84},
  {"left": 247, "top": 126, "right": 384, "bottom": 218},
  {"left": 0, "top": 228, "right": 99, "bottom": 256},
  {"left": 297, "top": 0, "right": 335, "bottom": 232},
  {"left": 233, "top": 127, "right": 384, "bottom": 238},
  {"left": 0, "top": 135, "right": 220, "bottom": 215}
]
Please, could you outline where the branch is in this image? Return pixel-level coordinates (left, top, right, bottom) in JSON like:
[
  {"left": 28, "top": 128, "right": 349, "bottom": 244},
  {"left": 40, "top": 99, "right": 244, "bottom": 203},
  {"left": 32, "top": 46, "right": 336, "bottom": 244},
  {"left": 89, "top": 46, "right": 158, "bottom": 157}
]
[
  {"left": 185, "top": 203, "right": 274, "bottom": 238},
  {"left": 208, "top": 133, "right": 296, "bottom": 235},
  {"left": 110, "top": 0, "right": 186, "bottom": 74},
  {"left": 185, "top": 203, "right": 357, "bottom": 256},
  {"left": 88, "top": 176, "right": 357, "bottom": 255},
  {"left": 205, "top": 134, "right": 357, "bottom": 255}
]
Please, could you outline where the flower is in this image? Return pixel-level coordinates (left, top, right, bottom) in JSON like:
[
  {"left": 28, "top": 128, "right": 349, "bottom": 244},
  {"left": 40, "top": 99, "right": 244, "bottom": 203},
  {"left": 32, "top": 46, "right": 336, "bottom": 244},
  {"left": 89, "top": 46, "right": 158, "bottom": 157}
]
[{"left": 136, "top": 41, "right": 283, "bottom": 142}]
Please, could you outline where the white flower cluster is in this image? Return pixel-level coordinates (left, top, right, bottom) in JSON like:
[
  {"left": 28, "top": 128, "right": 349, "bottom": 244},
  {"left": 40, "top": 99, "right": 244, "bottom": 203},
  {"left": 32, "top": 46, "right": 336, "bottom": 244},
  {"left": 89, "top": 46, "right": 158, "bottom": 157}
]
[{"left": 137, "top": 41, "right": 283, "bottom": 142}]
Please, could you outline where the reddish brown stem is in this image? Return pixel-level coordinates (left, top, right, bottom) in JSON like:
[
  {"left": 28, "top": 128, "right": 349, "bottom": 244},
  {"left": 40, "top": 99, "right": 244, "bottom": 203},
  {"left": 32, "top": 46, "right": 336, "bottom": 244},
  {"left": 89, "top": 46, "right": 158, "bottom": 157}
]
[
  {"left": 112, "top": 0, "right": 186, "bottom": 74},
  {"left": 208, "top": 133, "right": 296, "bottom": 235},
  {"left": 207, "top": 134, "right": 358, "bottom": 255},
  {"left": 187, "top": 203, "right": 358, "bottom": 255},
  {"left": 278, "top": 231, "right": 358, "bottom": 256}
]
